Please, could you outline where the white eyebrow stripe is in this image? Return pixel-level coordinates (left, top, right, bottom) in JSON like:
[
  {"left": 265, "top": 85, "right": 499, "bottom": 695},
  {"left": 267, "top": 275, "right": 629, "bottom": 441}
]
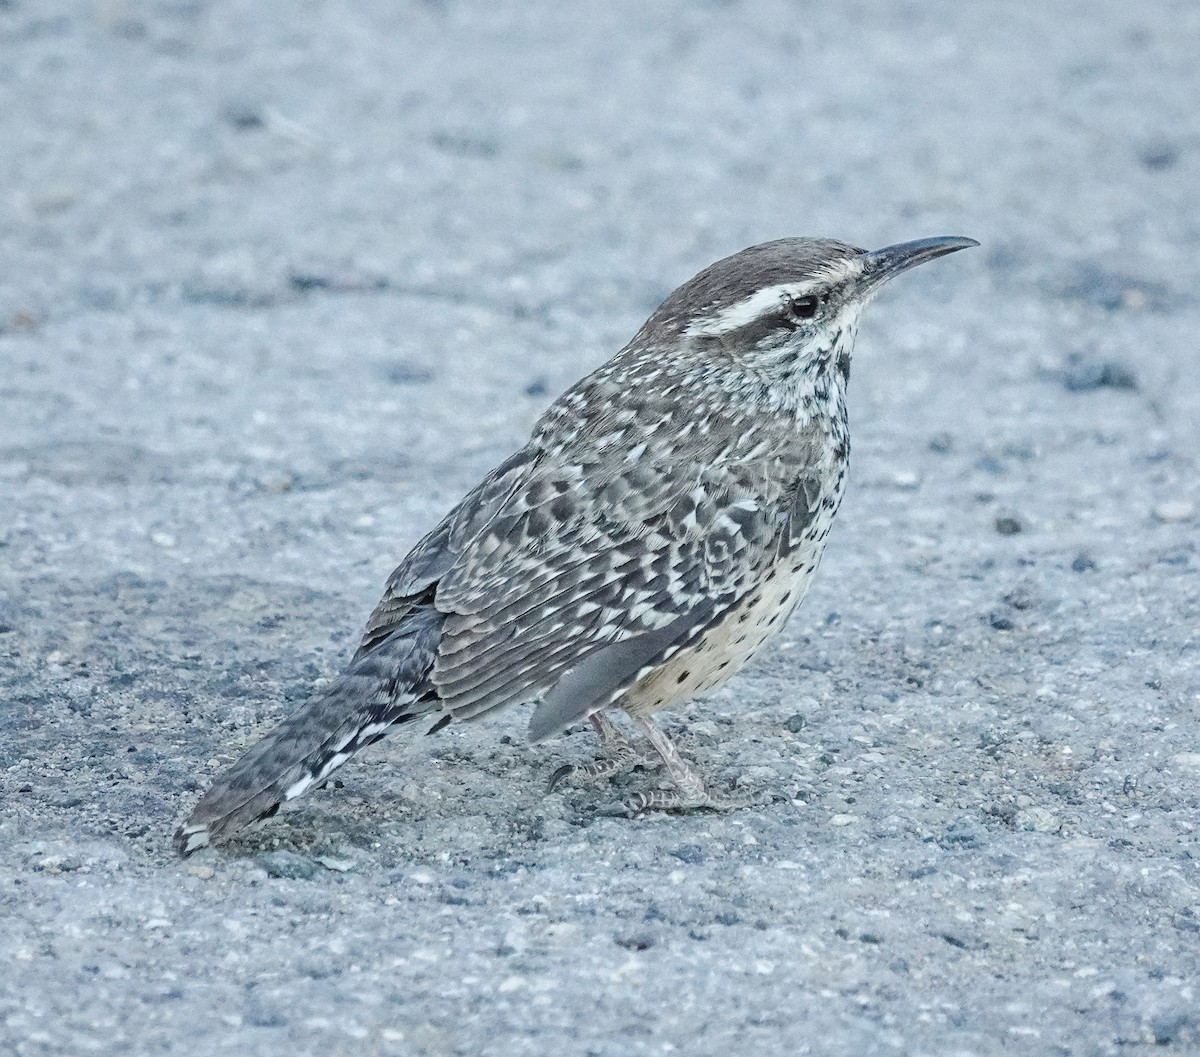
[
  {"left": 686, "top": 284, "right": 800, "bottom": 336},
  {"left": 684, "top": 258, "right": 863, "bottom": 337}
]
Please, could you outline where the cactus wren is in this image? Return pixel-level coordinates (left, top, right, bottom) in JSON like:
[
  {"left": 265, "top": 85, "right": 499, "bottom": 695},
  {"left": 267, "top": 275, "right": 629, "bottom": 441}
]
[{"left": 176, "top": 234, "right": 976, "bottom": 854}]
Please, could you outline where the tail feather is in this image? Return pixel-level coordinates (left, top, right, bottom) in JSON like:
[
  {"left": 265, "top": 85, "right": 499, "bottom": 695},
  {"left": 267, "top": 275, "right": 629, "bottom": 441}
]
[{"left": 175, "top": 609, "right": 442, "bottom": 855}]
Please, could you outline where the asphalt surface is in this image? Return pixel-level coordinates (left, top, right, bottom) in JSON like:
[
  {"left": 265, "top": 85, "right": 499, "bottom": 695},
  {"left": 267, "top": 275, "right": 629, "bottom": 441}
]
[{"left": 2, "top": 2, "right": 1198, "bottom": 1055}]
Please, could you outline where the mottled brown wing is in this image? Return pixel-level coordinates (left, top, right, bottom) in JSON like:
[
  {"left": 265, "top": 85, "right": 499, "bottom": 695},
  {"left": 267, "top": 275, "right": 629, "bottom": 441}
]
[
  {"left": 430, "top": 457, "right": 779, "bottom": 724},
  {"left": 354, "top": 446, "right": 541, "bottom": 659}
]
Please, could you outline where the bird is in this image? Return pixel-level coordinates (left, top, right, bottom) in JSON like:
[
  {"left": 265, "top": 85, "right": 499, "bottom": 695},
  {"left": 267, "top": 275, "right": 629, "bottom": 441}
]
[{"left": 175, "top": 234, "right": 977, "bottom": 855}]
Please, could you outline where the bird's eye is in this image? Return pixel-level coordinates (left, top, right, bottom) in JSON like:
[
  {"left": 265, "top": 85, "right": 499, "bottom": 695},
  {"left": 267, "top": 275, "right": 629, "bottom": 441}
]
[{"left": 785, "top": 295, "right": 820, "bottom": 323}]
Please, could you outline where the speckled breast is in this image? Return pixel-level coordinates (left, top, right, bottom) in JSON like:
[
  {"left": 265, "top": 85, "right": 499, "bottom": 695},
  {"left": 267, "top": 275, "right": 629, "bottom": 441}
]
[{"left": 619, "top": 512, "right": 836, "bottom": 718}]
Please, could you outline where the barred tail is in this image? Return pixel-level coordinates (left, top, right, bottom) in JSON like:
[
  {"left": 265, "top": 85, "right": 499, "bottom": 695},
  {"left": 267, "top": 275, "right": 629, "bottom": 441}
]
[{"left": 174, "top": 609, "right": 443, "bottom": 856}]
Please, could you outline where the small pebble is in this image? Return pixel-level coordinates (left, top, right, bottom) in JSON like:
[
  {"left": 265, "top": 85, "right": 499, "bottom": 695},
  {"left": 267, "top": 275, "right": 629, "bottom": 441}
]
[
  {"left": 313, "top": 855, "right": 358, "bottom": 873},
  {"left": 255, "top": 851, "right": 318, "bottom": 880},
  {"left": 258, "top": 475, "right": 294, "bottom": 494},
  {"left": 385, "top": 361, "right": 436, "bottom": 385},
  {"left": 994, "top": 515, "right": 1023, "bottom": 536},
  {"left": 1062, "top": 358, "right": 1138, "bottom": 392},
  {"left": 615, "top": 934, "right": 655, "bottom": 952},
  {"left": 1153, "top": 500, "right": 1194, "bottom": 523},
  {"left": 224, "top": 101, "right": 266, "bottom": 130},
  {"left": 670, "top": 844, "right": 705, "bottom": 865},
  {"left": 939, "top": 820, "right": 983, "bottom": 848},
  {"left": 1014, "top": 807, "right": 1058, "bottom": 833},
  {"left": 1140, "top": 142, "right": 1179, "bottom": 171},
  {"left": 1003, "top": 583, "right": 1037, "bottom": 610}
]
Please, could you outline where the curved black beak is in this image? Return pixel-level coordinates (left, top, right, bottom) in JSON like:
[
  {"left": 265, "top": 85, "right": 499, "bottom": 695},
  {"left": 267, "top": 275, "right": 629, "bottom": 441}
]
[{"left": 860, "top": 236, "right": 979, "bottom": 293}]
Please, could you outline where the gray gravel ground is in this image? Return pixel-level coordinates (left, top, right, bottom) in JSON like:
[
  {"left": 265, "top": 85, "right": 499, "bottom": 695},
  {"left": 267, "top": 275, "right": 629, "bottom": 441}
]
[{"left": 2, "top": 2, "right": 1199, "bottom": 1054}]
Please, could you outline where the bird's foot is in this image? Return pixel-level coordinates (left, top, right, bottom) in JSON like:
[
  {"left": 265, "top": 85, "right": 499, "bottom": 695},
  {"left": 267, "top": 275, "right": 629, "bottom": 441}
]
[
  {"left": 623, "top": 785, "right": 713, "bottom": 814},
  {"left": 622, "top": 781, "right": 764, "bottom": 815},
  {"left": 547, "top": 712, "right": 659, "bottom": 793},
  {"left": 617, "top": 716, "right": 753, "bottom": 815},
  {"left": 550, "top": 713, "right": 758, "bottom": 814}
]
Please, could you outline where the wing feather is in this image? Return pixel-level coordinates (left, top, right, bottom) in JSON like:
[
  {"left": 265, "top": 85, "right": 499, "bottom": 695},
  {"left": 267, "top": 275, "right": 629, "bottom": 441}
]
[
  {"left": 354, "top": 446, "right": 540, "bottom": 658},
  {"left": 355, "top": 429, "right": 814, "bottom": 731},
  {"left": 432, "top": 459, "right": 778, "bottom": 721}
]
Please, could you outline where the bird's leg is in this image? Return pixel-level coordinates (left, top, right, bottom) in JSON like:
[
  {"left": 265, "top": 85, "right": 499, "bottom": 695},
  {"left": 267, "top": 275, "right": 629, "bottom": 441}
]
[
  {"left": 546, "top": 712, "right": 657, "bottom": 792},
  {"left": 587, "top": 712, "right": 640, "bottom": 762},
  {"left": 621, "top": 715, "right": 716, "bottom": 813}
]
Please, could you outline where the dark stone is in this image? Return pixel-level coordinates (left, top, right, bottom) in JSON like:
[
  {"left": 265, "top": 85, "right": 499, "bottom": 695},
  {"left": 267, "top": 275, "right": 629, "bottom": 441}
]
[
  {"left": 1002, "top": 441, "right": 1036, "bottom": 460},
  {"left": 784, "top": 713, "right": 807, "bottom": 733},
  {"left": 1140, "top": 142, "right": 1179, "bottom": 171},
  {"left": 939, "top": 820, "right": 983, "bottom": 848},
  {"left": 287, "top": 272, "right": 332, "bottom": 293},
  {"left": 615, "top": 934, "right": 655, "bottom": 951},
  {"left": 385, "top": 361, "right": 436, "bottom": 385},
  {"left": 670, "top": 844, "right": 705, "bottom": 864},
  {"left": 224, "top": 102, "right": 265, "bottom": 130},
  {"left": 994, "top": 515, "right": 1022, "bottom": 536},
  {"left": 1061, "top": 356, "right": 1139, "bottom": 392},
  {"left": 1003, "top": 584, "right": 1036, "bottom": 610},
  {"left": 1071, "top": 552, "right": 1097, "bottom": 572},
  {"left": 429, "top": 130, "right": 500, "bottom": 158}
]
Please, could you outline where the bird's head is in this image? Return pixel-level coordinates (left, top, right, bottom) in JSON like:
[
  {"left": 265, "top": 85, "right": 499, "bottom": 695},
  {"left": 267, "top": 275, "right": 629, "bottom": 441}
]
[{"left": 641, "top": 235, "right": 978, "bottom": 381}]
